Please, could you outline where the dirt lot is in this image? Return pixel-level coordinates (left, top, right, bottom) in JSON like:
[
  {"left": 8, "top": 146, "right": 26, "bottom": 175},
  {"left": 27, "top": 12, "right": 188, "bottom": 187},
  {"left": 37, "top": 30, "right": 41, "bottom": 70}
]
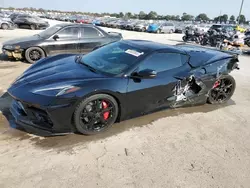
[{"left": 0, "top": 24, "right": 250, "bottom": 188}]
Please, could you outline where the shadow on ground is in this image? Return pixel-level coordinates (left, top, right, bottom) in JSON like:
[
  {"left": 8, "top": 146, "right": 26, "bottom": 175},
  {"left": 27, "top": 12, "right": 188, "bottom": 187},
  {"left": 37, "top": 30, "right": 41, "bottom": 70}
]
[{"left": 0, "top": 91, "right": 236, "bottom": 153}]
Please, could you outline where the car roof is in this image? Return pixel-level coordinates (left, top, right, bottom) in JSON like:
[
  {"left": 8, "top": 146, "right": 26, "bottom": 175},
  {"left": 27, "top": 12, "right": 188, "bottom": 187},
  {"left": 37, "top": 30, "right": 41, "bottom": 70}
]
[{"left": 122, "top": 40, "right": 185, "bottom": 53}]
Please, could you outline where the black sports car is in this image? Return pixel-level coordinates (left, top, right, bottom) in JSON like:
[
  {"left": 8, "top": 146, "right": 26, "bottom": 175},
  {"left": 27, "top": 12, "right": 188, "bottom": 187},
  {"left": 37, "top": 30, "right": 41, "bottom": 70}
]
[
  {"left": 2, "top": 23, "right": 122, "bottom": 63},
  {"left": 7, "top": 40, "right": 239, "bottom": 136}
]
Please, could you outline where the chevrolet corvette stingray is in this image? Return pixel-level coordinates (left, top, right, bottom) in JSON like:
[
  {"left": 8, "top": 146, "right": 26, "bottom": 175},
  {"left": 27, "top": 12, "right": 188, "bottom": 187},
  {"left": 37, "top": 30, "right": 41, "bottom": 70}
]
[{"left": 8, "top": 40, "right": 239, "bottom": 136}]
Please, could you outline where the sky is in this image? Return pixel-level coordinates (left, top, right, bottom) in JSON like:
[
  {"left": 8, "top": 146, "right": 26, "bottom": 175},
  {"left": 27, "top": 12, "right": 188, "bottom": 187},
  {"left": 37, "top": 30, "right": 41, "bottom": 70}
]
[{"left": 1, "top": 0, "right": 250, "bottom": 20}]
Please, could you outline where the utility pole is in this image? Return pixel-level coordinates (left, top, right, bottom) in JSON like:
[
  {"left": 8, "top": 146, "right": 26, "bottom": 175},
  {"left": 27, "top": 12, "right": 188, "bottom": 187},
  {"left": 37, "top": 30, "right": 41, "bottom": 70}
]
[
  {"left": 219, "top": 10, "right": 222, "bottom": 24},
  {"left": 238, "top": 0, "right": 244, "bottom": 25}
]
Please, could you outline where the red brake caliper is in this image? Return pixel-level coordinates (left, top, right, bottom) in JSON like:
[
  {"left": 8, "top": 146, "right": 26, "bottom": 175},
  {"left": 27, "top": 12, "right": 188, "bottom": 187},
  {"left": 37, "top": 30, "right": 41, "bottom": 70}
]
[
  {"left": 213, "top": 80, "right": 220, "bottom": 89},
  {"left": 102, "top": 101, "right": 110, "bottom": 120}
]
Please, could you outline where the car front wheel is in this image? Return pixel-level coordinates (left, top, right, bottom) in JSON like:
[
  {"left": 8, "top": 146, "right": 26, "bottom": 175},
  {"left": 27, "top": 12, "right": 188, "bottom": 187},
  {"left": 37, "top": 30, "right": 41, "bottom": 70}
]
[
  {"left": 1, "top": 23, "right": 9, "bottom": 30},
  {"left": 25, "top": 47, "right": 46, "bottom": 64},
  {"left": 73, "top": 94, "right": 119, "bottom": 135}
]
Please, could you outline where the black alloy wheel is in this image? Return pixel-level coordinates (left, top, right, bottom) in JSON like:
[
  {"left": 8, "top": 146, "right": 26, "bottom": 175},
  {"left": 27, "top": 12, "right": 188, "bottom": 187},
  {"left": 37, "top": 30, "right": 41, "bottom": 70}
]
[
  {"left": 74, "top": 94, "right": 119, "bottom": 135},
  {"left": 25, "top": 47, "right": 46, "bottom": 64},
  {"left": 208, "top": 75, "right": 236, "bottom": 104}
]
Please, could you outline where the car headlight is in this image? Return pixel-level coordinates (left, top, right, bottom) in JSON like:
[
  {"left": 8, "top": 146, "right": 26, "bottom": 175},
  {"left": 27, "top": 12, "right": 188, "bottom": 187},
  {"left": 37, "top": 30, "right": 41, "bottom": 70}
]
[
  {"left": 3, "top": 45, "right": 20, "bottom": 50},
  {"left": 32, "top": 86, "right": 81, "bottom": 96}
]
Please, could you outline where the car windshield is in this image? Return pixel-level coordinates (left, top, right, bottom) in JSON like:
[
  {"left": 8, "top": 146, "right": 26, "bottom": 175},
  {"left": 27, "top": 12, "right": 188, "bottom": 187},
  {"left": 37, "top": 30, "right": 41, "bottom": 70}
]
[
  {"left": 80, "top": 42, "right": 145, "bottom": 75},
  {"left": 38, "top": 25, "right": 62, "bottom": 38}
]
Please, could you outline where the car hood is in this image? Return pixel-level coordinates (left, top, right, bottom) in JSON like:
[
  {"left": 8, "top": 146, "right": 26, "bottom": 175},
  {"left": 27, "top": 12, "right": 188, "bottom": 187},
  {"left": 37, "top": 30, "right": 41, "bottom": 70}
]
[
  {"left": 2, "top": 35, "right": 41, "bottom": 46},
  {"left": 9, "top": 54, "right": 107, "bottom": 92}
]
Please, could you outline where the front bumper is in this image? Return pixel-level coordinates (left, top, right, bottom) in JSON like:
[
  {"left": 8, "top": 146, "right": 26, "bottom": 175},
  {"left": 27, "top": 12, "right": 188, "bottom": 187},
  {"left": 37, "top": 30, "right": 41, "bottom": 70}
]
[
  {"left": 2, "top": 48, "right": 23, "bottom": 59},
  {"left": 10, "top": 98, "right": 75, "bottom": 136}
]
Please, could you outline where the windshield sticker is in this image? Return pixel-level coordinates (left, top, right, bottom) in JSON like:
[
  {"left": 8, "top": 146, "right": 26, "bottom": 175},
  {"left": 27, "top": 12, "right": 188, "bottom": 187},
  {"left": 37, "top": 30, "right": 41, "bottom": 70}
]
[{"left": 125, "top": 49, "right": 144, "bottom": 57}]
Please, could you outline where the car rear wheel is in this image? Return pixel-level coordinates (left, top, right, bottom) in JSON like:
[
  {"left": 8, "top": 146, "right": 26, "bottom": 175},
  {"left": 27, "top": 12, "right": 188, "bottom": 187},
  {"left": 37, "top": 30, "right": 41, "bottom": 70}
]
[
  {"left": 73, "top": 94, "right": 119, "bottom": 135},
  {"left": 169, "top": 29, "right": 173, "bottom": 34},
  {"left": 156, "top": 29, "right": 161, "bottom": 34},
  {"left": 207, "top": 75, "right": 236, "bottom": 104},
  {"left": 25, "top": 47, "right": 45, "bottom": 64},
  {"left": 1, "top": 23, "right": 9, "bottom": 30}
]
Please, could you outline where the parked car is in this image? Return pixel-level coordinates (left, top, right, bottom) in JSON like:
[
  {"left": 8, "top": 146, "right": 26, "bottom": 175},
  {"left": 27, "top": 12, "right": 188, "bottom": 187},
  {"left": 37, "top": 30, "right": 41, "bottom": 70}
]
[
  {"left": 13, "top": 15, "right": 49, "bottom": 30},
  {"left": 7, "top": 40, "right": 239, "bottom": 136},
  {"left": 147, "top": 23, "right": 162, "bottom": 33},
  {"left": 9, "top": 13, "right": 28, "bottom": 21},
  {"left": 197, "top": 24, "right": 211, "bottom": 33},
  {"left": 125, "top": 20, "right": 138, "bottom": 30},
  {"left": 174, "top": 23, "right": 185, "bottom": 33},
  {"left": 2, "top": 23, "right": 123, "bottom": 63},
  {"left": 134, "top": 21, "right": 149, "bottom": 32},
  {"left": 209, "top": 24, "right": 236, "bottom": 33},
  {"left": 161, "top": 22, "right": 175, "bottom": 33},
  {"left": 0, "top": 17, "right": 16, "bottom": 30}
]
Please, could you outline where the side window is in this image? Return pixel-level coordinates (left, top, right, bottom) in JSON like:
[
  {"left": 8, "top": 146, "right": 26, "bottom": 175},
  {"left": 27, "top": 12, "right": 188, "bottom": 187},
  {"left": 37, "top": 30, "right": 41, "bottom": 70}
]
[
  {"left": 138, "top": 52, "right": 187, "bottom": 72},
  {"left": 80, "top": 27, "right": 103, "bottom": 38},
  {"left": 57, "top": 27, "right": 79, "bottom": 39}
]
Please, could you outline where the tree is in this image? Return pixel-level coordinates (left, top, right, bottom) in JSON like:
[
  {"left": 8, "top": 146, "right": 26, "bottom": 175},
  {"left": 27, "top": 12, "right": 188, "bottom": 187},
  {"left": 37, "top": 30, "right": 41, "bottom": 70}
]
[
  {"left": 175, "top": 15, "right": 181, "bottom": 21},
  {"left": 196, "top": 13, "right": 209, "bottom": 22},
  {"left": 230, "top": 15, "right": 235, "bottom": 22},
  {"left": 147, "top": 11, "right": 158, "bottom": 19},
  {"left": 221, "top": 14, "right": 228, "bottom": 23},
  {"left": 237, "top": 14, "right": 246, "bottom": 24},
  {"left": 124, "top": 12, "right": 132, "bottom": 19},
  {"left": 214, "top": 14, "right": 228, "bottom": 23},
  {"left": 139, "top": 11, "right": 146, "bottom": 19},
  {"left": 181, "top": 12, "right": 194, "bottom": 21},
  {"left": 119, "top": 12, "right": 124, "bottom": 18}
]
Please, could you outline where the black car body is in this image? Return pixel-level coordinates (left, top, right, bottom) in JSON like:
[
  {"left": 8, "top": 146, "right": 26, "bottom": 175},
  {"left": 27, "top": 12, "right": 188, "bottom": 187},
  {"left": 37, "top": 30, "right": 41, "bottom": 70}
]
[
  {"left": 8, "top": 40, "right": 239, "bottom": 136},
  {"left": 13, "top": 15, "right": 49, "bottom": 30},
  {"left": 2, "top": 23, "right": 122, "bottom": 63}
]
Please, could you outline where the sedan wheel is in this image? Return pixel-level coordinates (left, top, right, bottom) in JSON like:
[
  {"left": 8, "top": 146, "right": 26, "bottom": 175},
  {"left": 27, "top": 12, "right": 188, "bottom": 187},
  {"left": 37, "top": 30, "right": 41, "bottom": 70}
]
[
  {"left": 74, "top": 94, "right": 119, "bottom": 135},
  {"left": 25, "top": 47, "right": 46, "bottom": 64},
  {"left": 208, "top": 75, "right": 236, "bottom": 104}
]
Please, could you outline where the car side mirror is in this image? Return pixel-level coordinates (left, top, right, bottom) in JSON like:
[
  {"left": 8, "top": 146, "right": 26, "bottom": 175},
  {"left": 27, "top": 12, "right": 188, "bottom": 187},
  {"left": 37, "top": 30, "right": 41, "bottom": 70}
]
[
  {"left": 132, "top": 69, "right": 157, "bottom": 79},
  {"left": 53, "top": 35, "right": 59, "bottom": 41}
]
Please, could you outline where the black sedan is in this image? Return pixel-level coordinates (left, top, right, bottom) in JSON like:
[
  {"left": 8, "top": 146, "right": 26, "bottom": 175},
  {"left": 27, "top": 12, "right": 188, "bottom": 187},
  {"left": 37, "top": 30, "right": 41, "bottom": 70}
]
[
  {"left": 7, "top": 40, "right": 239, "bottom": 136},
  {"left": 13, "top": 15, "right": 49, "bottom": 30},
  {"left": 2, "top": 23, "right": 122, "bottom": 63}
]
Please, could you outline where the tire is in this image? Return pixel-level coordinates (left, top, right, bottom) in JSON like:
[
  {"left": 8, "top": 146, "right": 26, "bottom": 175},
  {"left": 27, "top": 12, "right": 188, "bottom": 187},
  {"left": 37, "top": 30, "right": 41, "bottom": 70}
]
[
  {"left": 73, "top": 94, "right": 119, "bottom": 135},
  {"left": 30, "top": 24, "right": 36, "bottom": 30},
  {"left": 25, "top": 47, "right": 45, "bottom": 64},
  {"left": 182, "top": 36, "right": 187, "bottom": 42},
  {"left": 207, "top": 75, "right": 236, "bottom": 104},
  {"left": 156, "top": 29, "right": 161, "bottom": 34},
  {"left": 169, "top": 29, "right": 173, "bottom": 34},
  {"left": 1, "top": 23, "right": 9, "bottom": 30},
  {"left": 246, "top": 40, "right": 250, "bottom": 47}
]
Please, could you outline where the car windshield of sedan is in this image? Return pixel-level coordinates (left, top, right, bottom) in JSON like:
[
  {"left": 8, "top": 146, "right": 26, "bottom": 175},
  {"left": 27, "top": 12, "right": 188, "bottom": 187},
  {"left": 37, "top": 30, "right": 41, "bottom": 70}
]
[
  {"left": 80, "top": 42, "right": 145, "bottom": 75},
  {"left": 38, "top": 25, "right": 62, "bottom": 38}
]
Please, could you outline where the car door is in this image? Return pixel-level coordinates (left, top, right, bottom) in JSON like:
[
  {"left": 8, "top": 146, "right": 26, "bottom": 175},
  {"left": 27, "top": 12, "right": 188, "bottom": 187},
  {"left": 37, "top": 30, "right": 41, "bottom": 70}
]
[
  {"left": 79, "top": 26, "right": 107, "bottom": 54},
  {"left": 44, "top": 26, "right": 80, "bottom": 56},
  {"left": 126, "top": 51, "right": 190, "bottom": 117}
]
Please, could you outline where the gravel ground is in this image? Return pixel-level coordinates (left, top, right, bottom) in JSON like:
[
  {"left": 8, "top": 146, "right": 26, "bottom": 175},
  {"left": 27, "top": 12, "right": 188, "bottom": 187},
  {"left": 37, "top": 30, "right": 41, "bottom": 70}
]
[{"left": 0, "top": 20, "right": 250, "bottom": 188}]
